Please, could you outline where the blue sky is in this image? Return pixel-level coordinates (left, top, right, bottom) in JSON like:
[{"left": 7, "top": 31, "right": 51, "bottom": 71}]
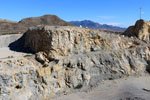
[{"left": 0, "top": 0, "right": 149, "bottom": 27}]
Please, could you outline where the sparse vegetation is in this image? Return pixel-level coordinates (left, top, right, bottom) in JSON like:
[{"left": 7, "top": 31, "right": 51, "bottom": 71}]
[
  {"left": 23, "top": 54, "right": 32, "bottom": 57},
  {"left": 1, "top": 32, "right": 22, "bottom": 35}
]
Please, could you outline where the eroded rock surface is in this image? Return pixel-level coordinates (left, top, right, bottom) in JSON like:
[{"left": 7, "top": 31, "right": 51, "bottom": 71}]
[
  {"left": 1, "top": 26, "right": 150, "bottom": 100},
  {"left": 123, "top": 19, "right": 150, "bottom": 42}
]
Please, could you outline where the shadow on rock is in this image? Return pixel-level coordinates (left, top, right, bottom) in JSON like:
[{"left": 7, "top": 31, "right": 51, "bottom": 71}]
[
  {"left": 8, "top": 33, "right": 35, "bottom": 54},
  {"left": 120, "top": 97, "right": 145, "bottom": 100},
  {"left": 146, "top": 60, "right": 150, "bottom": 74}
]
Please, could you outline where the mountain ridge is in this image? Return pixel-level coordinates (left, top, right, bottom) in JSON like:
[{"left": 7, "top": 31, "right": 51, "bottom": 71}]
[
  {"left": 0, "top": 15, "right": 73, "bottom": 34},
  {"left": 70, "top": 20, "right": 126, "bottom": 32}
]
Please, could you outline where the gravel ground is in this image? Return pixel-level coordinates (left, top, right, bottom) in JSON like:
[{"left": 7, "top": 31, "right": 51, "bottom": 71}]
[
  {"left": 0, "top": 47, "right": 29, "bottom": 59},
  {"left": 54, "top": 76, "right": 150, "bottom": 100}
]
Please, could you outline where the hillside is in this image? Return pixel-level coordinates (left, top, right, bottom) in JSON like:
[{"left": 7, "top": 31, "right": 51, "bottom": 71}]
[
  {"left": 18, "top": 15, "right": 73, "bottom": 27},
  {"left": 70, "top": 20, "right": 126, "bottom": 32},
  {"left": 0, "top": 15, "right": 73, "bottom": 34}
]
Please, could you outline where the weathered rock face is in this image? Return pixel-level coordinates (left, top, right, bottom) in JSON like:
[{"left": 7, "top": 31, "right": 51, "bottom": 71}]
[
  {"left": 23, "top": 26, "right": 144, "bottom": 60},
  {"left": 123, "top": 19, "right": 150, "bottom": 42},
  {"left": 1, "top": 26, "right": 150, "bottom": 100},
  {"left": 24, "top": 26, "right": 96, "bottom": 59}
]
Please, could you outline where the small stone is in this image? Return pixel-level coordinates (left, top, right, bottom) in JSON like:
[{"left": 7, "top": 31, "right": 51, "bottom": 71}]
[{"left": 35, "top": 52, "right": 46, "bottom": 64}]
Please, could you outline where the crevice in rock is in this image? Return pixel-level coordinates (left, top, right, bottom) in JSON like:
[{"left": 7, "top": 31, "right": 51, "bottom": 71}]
[{"left": 15, "top": 85, "right": 22, "bottom": 89}]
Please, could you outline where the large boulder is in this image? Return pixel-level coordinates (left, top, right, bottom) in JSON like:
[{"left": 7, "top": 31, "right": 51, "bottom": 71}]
[
  {"left": 123, "top": 19, "right": 150, "bottom": 42},
  {"left": 23, "top": 26, "right": 150, "bottom": 60},
  {"left": 23, "top": 26, "right": 105, "bottom": 60}
]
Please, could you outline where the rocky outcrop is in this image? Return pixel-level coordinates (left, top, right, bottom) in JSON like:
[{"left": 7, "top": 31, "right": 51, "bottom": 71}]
[
  {"left": 123, "top": 19, "right": 150, "bottom": 42},
  {"left": 23, "top": 26, "right": 150, "bottom": 61},
  {"left": 23, "top": 26, "right": 122, "bottom": 60},
  {"left": 1, "top": 26, "right": 150, "bottom": 100}
]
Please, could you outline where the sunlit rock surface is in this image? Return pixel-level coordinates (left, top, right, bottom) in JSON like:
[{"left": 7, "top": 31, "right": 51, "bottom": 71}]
[
  {"left": 1, "top": 26, "right": 150, "bottom": 100},
  {"left": 123, "top": 19, "right": 150, "bottom": 42}
]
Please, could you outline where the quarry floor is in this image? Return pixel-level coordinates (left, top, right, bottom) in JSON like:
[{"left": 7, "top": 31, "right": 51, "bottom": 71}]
[
  {"left": 0, "top": 47, "right": 29, "bottom": 59},
  {"left": 54, "top": 76, "right": 150, "bottom": 100}
]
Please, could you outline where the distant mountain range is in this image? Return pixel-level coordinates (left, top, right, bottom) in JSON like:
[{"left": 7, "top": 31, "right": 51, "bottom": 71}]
[
  {"left": 70, "top": 20, "right": 126, "bottom": 32},
  {"left": 0, "top": 15, "right": 126, "bottom": 35}
]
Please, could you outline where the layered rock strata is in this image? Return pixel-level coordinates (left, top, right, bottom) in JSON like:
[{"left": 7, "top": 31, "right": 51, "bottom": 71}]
[{"left": 1, "top": 26, "right": 150, "bottom": 100}]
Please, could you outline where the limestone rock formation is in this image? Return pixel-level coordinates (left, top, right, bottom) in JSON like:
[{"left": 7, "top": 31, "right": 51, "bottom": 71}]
[
  {"left": 123, "top": 19, "right": 150, "bottom": 42},
  {"left": 1, "top": 26, "right": 150, "bottom": 100},
  {"left": 23, "top": 26, "right": 123, "bottom": 60}
]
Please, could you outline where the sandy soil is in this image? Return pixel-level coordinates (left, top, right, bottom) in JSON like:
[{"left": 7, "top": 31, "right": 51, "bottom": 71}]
[{"left": 54, "top": 76, "right": 150, "bottom": 100}]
